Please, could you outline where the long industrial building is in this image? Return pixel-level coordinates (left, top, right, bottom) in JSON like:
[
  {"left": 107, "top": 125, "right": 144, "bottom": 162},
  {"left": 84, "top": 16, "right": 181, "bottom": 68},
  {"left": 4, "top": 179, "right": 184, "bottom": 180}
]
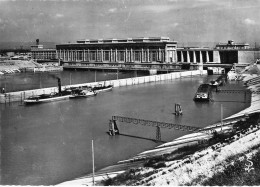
[
  {"left": 31, "top": 37, "right": 260, "bottom": 66},
  {"left": 56, "top": 37, "right": 177, "bottom": 63}
]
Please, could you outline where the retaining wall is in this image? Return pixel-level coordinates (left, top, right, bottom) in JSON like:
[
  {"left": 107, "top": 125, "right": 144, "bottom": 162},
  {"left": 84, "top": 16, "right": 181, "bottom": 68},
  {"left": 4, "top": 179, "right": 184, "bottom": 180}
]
[{"left": 0, "top": 70, "right": 207, "bottom": 103}]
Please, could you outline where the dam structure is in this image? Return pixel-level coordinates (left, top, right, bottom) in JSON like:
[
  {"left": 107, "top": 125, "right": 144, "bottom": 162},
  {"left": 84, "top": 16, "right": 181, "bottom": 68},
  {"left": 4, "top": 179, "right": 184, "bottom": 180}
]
[{"left": 28, "top": 37, "right": 260, "bottom": 74}]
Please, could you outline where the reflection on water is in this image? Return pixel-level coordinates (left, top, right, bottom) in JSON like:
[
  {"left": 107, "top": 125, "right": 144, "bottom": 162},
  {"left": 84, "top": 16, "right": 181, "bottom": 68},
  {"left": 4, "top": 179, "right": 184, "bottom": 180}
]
[
  {"left": 0, "top": 73, "right": 250, "bottom": 185},
  {"left": 0, "top": 70, "right": 148, "bottom": 92}
]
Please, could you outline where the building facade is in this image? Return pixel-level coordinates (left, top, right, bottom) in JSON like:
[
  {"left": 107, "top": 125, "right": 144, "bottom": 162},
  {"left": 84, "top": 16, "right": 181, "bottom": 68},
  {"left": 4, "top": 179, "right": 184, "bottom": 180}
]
[
  {"left": 56, "top": 37, "right": 177, "bottom": 63},
  {"left": 176, "top": 41, "right": 260, "bottom": 65},
  {"left": 176, "top": 48, "right": 214, "bottom": 63},
  {"left": 30, "top": 38, "right": 260, "bottom": 66},
  {"left": 215, "top": 40, "right": 249, "bottom": 50},
  {"left": 31, "top": 45, "right": 57, "bottom": 60}
]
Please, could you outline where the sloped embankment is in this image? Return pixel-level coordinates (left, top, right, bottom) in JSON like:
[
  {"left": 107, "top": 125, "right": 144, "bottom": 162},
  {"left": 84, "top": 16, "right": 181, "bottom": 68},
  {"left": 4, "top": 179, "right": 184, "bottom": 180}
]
[
  {"left": 101, "top": 113, "right": 260, "bottom": 186},
  {"left": 102, "top": 72, "right": 260, "bottom": 186}
]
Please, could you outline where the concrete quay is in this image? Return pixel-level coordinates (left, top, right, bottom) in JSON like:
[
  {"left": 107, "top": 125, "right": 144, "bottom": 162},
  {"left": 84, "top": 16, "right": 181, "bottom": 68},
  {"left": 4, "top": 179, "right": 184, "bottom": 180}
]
[{"left": 0, "top": 70, "right": 206, "bottom": 104}]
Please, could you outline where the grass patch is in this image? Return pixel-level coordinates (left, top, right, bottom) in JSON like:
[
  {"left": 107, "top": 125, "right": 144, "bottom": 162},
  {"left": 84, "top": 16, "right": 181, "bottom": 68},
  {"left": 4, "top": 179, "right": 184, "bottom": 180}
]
[
  {"left": 202, "top": 150, "right": 260, "bottom": 186},
  {"left": 101, "top": 169, "right": 156, "bottom": 186}
]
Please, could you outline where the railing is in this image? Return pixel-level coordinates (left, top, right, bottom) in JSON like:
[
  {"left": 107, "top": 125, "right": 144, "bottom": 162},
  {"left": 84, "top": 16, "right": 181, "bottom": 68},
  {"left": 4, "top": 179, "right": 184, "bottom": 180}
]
[
  {"left": 63, "top": 62, "right": 200, "bottom": 71},
  {"left": 111, "top": 115, "right": 250, "bottom": 142},
  {"left": 112, "top": 116, "right": 201, "bottom": 132}
]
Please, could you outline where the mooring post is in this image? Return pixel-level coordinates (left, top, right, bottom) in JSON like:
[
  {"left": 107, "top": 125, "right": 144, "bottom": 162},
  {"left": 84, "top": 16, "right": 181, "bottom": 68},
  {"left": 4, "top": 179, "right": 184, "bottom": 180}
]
[
  {"left": 111, "top": 121, "right": 115, "bottom": 136},
  {"left": 174, "top": 103, "right": 183, "bottom": 115},
  {"left": 21, "top": 92, "right": 23, "bottom": 104},
  {"left": 108, "top": 119, "right": 119, "bottom": 136},
  {"left": 108, "top": 120, "right": 114, "bottom": 136},
  {"left": 8, "top": 94, "right": 10, "bottom": 105}
]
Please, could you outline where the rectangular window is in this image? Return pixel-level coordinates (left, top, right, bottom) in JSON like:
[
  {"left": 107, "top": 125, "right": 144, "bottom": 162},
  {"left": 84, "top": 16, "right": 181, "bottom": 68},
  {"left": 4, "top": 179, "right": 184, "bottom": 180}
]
[
  {"left": 134, "top": 51, "right": 140, "bottom": 61},
  {"left": 85, "top": 52, "right": 88, "bottom": 61},
  {"left": 151, "top": 51, "right": 156, "bottom": 61},
  {"left": 96, "top": 51, "right": 101, "bottom": 62},
  {"left": 78, "top": 51, "right": 83, "bottom": 61},
  {"left": 104, "top": 51, "right": 110, "bottom": 61},
  {"left": 90, "top": 51, "right": 96, "bottom": 61},
  {"left": 118, "top": 51, "right": 125, "bottom": 61}
]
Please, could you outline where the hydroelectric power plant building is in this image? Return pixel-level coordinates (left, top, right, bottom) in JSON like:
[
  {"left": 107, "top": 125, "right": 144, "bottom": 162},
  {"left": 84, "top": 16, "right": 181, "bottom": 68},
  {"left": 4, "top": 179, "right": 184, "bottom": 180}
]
[
  {"left": 56, "top": 37, "right": 178, "bottom": 63},
  {"left": 31, "top": 37, "right": 260, "bottom": 71}
]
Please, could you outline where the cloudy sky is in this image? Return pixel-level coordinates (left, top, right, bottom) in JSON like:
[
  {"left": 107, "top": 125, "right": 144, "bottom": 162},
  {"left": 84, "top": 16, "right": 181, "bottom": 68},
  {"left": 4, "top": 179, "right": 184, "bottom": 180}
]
[{"left": 0, "top": 0, "right": 260, "bottom": 46}]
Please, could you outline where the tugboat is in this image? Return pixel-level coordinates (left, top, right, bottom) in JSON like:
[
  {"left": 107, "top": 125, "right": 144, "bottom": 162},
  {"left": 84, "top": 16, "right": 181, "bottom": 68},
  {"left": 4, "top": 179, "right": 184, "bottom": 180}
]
[
  {"left": 69, "top": 87, "right": 97, "bottom": 99},
  {"left": 24, "top": 78, "right": 72, "bottom": 104}
]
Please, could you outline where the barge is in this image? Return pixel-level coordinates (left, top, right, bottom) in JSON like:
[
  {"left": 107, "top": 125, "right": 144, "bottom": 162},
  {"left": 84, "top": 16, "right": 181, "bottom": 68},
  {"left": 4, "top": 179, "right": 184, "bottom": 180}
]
[{"left": 193, "top": 84, "right": 212, "bottom": 101}]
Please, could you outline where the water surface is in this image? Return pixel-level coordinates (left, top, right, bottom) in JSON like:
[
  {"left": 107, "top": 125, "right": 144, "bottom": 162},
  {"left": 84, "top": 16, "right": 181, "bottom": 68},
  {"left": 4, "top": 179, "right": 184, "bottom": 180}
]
[{"left": 0, "top": 73, "right": 249, "bottom": 185}]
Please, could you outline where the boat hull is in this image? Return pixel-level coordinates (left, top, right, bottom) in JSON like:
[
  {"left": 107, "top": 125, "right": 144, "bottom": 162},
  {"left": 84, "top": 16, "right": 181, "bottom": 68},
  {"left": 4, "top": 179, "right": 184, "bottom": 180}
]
[
  {"left": 92, "top": 86, "right": 113, "bottom": 93},
  {"left": 24, "top": 95, "right": 70, "bottom": 105}
]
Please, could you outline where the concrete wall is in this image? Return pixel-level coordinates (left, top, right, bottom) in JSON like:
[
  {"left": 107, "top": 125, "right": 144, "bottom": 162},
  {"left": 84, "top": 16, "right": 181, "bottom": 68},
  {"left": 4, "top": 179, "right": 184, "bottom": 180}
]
[
  {"left": 0, "top": 70, "right": 207, "bottom": 103},
  {"left": 212, "top": 50, "right": 260, "bottom": 64},
  {"left": 238, "top": 51, "right": 260, "bottom": 64},
  {"left": 213, "top": 51, "right": 221, "bottom": 63}
]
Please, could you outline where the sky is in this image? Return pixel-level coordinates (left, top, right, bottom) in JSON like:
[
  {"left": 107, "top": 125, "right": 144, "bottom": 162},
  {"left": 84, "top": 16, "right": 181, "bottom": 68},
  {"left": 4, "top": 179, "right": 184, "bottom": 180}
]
[{"left": 0, "top": 0, "right": 260, "bottom": 46}]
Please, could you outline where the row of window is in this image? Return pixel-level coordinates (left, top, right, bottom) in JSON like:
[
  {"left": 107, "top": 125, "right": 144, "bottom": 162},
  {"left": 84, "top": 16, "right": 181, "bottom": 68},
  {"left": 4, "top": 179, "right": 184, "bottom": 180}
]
[{"left": 58, "top": 51, "right": 164, "bottom": 62}]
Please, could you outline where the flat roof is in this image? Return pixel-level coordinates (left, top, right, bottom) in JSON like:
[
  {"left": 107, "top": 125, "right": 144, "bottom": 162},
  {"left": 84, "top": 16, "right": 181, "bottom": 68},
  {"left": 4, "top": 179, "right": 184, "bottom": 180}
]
[{"left": 76, "top": 37, "right": 173, "bottom": 44}]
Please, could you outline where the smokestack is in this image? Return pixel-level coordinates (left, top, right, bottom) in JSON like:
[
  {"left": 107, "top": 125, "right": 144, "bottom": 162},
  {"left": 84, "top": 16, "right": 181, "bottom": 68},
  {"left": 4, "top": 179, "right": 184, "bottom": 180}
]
[
  {"left": 36, "top": 39, "right": 39, "bottom": 45},
  {"left": 57, "top": 78, "right": 61, "bottom": 95}
]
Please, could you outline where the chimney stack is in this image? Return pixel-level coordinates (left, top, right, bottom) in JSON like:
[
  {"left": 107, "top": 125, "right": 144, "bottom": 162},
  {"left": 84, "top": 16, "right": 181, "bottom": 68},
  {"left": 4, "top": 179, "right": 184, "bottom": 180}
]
[{"left": 36, "top": 39, "right": 39, "bottom": 45}]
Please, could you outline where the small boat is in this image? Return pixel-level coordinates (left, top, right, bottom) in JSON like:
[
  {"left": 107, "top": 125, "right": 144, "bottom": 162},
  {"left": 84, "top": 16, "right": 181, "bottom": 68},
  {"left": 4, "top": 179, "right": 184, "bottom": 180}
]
[
  {"left": 91, "top": 84, "right": 113, "bottom": 93},
  {"left": 209, "top": 80, "right": 219, "bottom": 86},
  {"left": 69, "top": 88, "right": 97, "bottom": 99},
  {"left": 209, "top": 75, "right": 226, "bottom": 87}
]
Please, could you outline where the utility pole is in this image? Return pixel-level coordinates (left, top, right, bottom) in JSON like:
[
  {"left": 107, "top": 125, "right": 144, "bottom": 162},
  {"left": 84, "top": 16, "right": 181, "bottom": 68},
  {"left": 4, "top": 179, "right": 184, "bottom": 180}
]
[
  {"left": 92, "top": 140, "right": 95, "bottom": 186},
  {"left": 221, "top": 104, "right": 223, "bottom": 131}
]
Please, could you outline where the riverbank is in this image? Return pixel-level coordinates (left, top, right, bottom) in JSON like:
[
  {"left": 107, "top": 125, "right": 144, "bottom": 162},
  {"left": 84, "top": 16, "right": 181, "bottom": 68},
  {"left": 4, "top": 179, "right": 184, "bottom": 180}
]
[
  {"left": 59, "top": 72, "right": 260, "bottom": 186},
  {"left": 0, "top": 60, "right": 62, "bottom": 75}
]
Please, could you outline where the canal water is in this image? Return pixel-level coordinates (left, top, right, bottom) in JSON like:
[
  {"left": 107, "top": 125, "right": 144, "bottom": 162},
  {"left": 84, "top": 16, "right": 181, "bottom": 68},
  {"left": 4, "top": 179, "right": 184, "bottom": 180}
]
[
  {"left": 0, "top": 71, "right": 250, "bottom": 185},
  {"left": 0, "top": 70, "right": 146, "bottom": 93}
]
